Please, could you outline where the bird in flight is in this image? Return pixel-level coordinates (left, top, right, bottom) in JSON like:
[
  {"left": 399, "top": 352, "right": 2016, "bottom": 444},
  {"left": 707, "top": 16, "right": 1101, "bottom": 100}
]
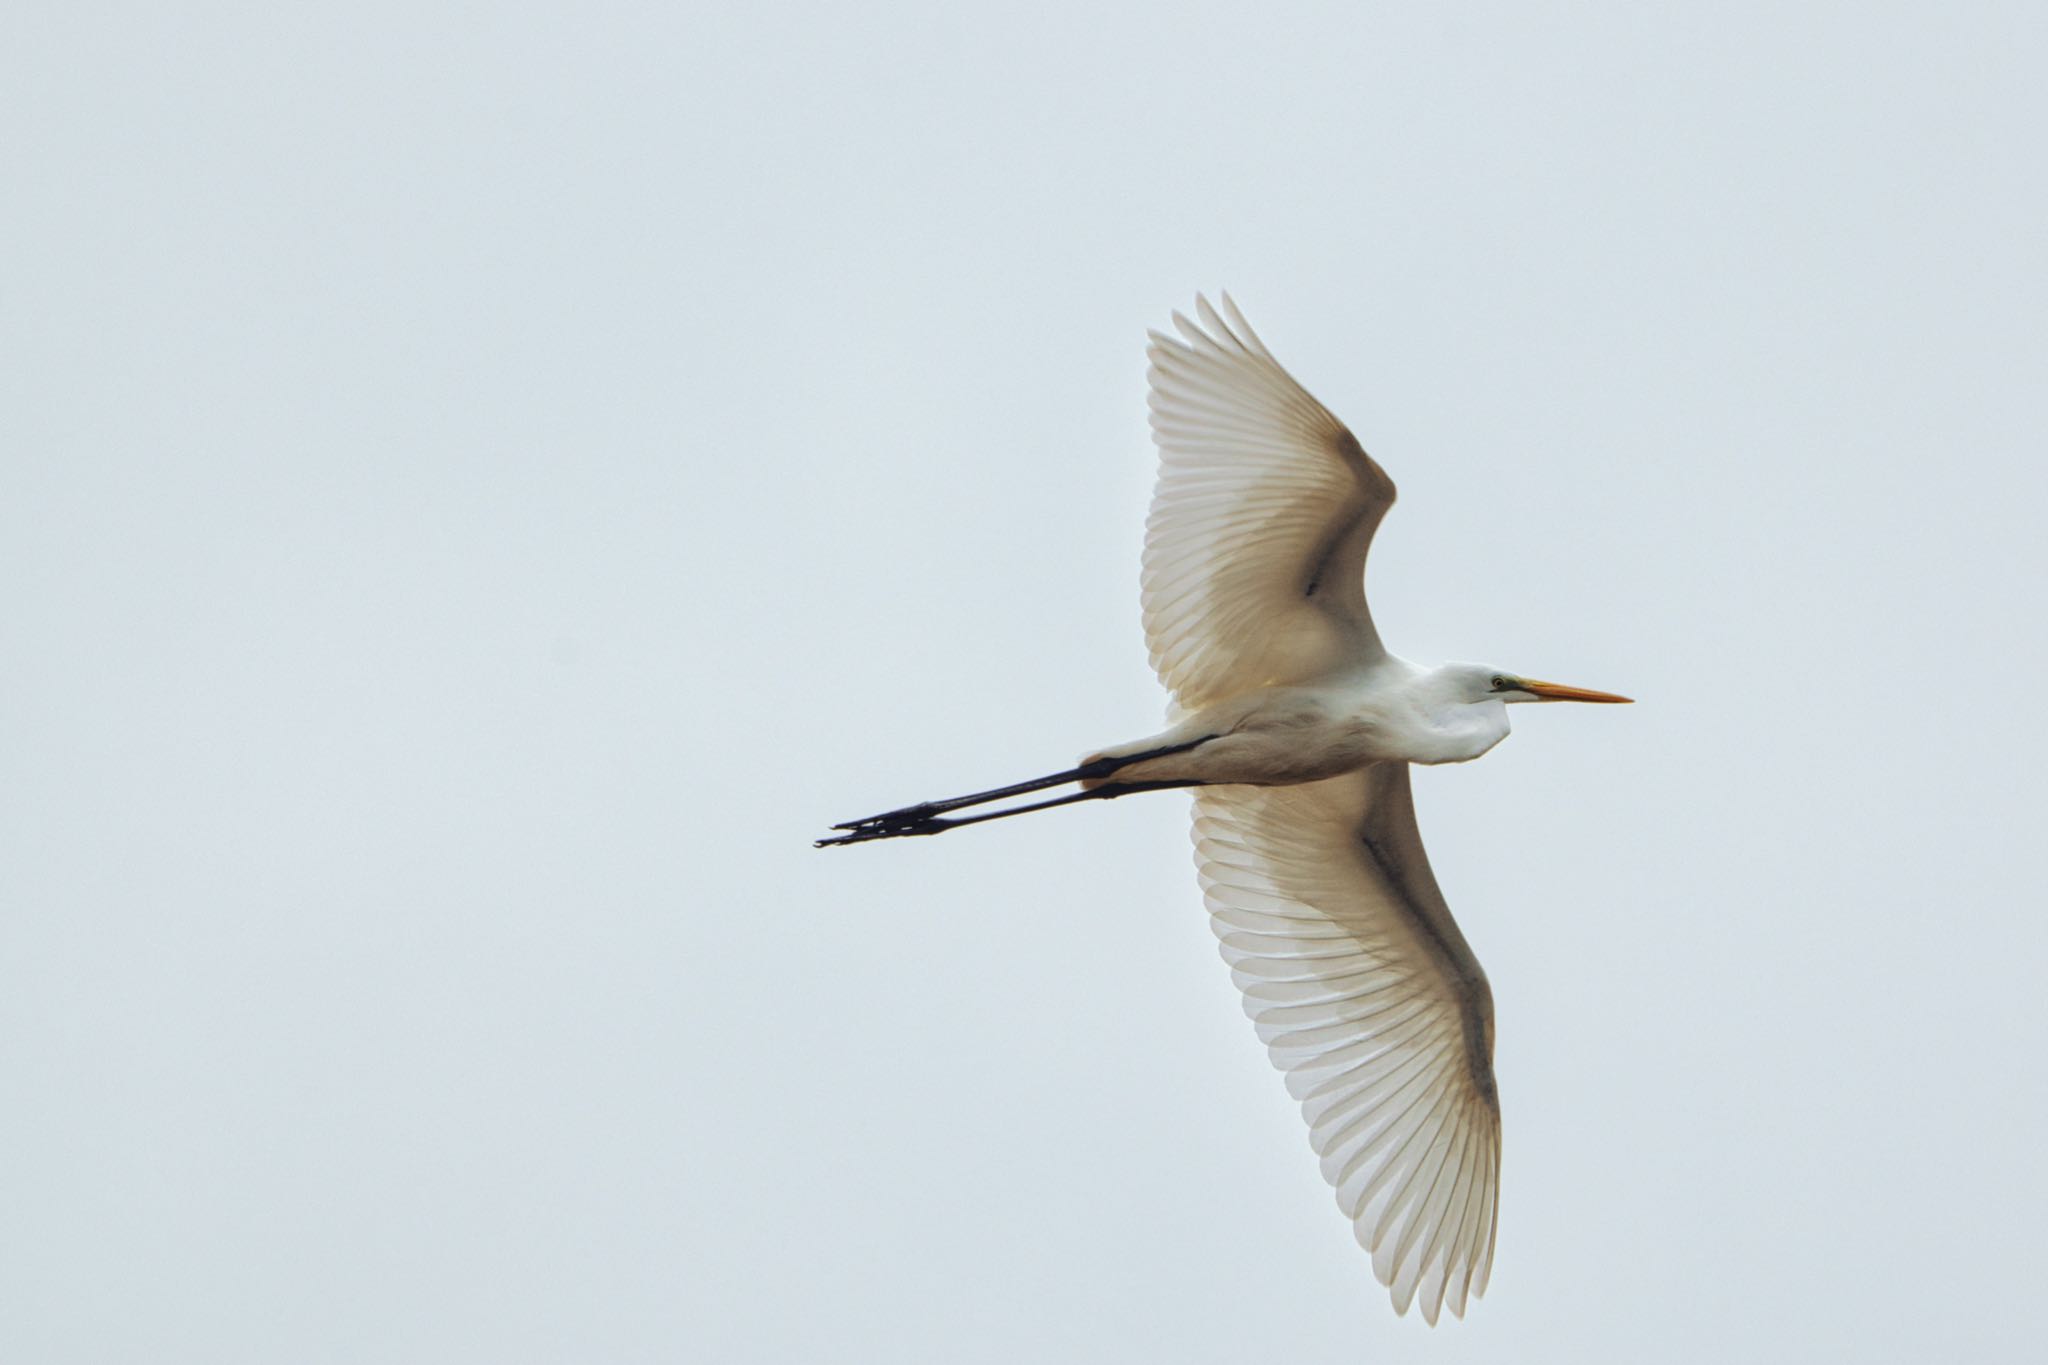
[{"left": 817, "top": 295, "right": 1631, "bottom": 1324}]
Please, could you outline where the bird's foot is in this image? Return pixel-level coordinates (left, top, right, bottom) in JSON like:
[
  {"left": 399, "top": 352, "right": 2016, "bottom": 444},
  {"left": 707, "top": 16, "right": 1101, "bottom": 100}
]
[
  {"left": 830, "top": 800, "right": 944, "bottom": 834},
  {"left": 814, "top": 812, "right": 951, "bottom": 848}
]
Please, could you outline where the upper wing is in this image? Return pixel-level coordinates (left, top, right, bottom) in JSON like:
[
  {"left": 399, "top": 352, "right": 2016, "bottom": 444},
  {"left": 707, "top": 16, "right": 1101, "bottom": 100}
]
[
  {"left": 1142, "top": 295, "right": 1396, "bottom": 713},
  {"left": 1192, "top": 764, "right": 1501, "bottom": 1324}
]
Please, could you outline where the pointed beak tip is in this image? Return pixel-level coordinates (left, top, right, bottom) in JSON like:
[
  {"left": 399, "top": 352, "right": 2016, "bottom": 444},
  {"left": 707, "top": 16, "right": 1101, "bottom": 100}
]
[{"left": 1523, "top": 679, "right": 1634, "bottom": 705}]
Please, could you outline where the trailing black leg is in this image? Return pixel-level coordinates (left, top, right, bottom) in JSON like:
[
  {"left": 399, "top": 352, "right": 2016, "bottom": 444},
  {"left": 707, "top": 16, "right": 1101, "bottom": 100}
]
[
  {"left": 815, "top": 779, "right": 1201, "bottom": 848},
  {"left": 822, "top": 736, "right": 1212, "bottom": 842}
]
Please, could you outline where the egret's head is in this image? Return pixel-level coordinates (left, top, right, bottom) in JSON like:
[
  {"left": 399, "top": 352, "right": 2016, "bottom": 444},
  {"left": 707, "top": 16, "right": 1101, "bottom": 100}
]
[{"left": 1476, "top": 667, "right": 1633, "bottom": 706}]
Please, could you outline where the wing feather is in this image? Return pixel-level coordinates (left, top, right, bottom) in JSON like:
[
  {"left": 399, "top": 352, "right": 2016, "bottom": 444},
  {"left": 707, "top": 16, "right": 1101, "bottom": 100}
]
[
  {"left": 1142, "top": 295, "right": 1396, "bottom": 712},
  {"left": 1191, "top": 765, "right": 1500, "bottom": 1325}
]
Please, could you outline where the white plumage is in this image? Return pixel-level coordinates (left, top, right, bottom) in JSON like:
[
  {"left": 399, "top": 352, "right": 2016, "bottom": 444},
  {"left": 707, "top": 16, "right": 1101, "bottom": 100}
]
[
  {"left": 1142, "top": 296, "right": 1393, "bottom": 713},
  {"left": 822, "top": 295, "right": 1630, "bottom": 1326},
  {"left": 1196, "top": 768, "right": 1497, "bottom": 1322}
]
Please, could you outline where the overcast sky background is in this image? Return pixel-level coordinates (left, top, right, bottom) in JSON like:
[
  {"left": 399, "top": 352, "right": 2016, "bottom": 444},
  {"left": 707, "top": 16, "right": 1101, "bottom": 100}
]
[{"left": 5, "top": 3, "right": 2046, "bottom": 1361}]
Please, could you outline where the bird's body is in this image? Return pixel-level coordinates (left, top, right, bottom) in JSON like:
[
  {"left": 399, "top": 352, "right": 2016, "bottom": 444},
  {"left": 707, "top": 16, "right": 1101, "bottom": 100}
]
[
  {"left": 1091, "top": 663, "right": 1515, "bottom": 792},
  {"left": 819, "top": 296, "right": 1629, "bottom": 1324}
]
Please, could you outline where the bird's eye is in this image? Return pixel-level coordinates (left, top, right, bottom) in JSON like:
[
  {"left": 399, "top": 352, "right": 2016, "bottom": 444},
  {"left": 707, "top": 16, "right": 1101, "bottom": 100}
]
[{"left": 1490, "top": 675, "right": 1508, "bottom": 690}]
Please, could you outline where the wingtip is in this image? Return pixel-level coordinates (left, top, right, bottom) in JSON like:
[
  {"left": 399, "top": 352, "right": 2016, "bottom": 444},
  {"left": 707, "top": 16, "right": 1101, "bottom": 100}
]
[
  {"left": 1218, "top": 291, "right": 1270, "bottom": 356},
  {"left": 1167, "top": 291, "right": 1263, "bottom": 358}
]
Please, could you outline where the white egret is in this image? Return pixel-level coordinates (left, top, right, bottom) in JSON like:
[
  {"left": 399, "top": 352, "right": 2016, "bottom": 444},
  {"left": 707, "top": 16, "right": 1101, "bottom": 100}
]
[{"left": 818, "top": 295, "right": 1630, "bottom": 1324}]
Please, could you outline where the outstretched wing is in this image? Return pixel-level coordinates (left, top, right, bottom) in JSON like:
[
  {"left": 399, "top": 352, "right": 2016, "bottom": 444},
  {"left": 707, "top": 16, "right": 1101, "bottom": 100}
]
[
  {"left": 1191, "top": 764, "right": 1501, "bottom": 1324},
  {"left": 1142, "top": 295, "right": 1396, "bottom": 713}
]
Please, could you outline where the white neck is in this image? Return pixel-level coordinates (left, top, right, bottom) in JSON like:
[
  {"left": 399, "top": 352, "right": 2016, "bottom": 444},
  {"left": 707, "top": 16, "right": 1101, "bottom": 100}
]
[{"left": 1404, "top": 669, "right": 1512, "bottom": 766}]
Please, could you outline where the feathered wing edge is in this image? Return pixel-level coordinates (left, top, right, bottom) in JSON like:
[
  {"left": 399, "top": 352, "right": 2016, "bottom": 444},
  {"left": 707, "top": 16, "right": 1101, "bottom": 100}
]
[
  {"left": 1190, "top": 767, "right": 1500, "bottom": 1324},
  {"left": 1140, "top": 295, "right": 1396, "bottom": 713}
]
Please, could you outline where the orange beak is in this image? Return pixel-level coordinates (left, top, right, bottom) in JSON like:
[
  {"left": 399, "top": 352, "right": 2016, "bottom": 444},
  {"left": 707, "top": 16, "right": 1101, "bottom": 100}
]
[{"left": 1520, "top": 678, "right": 1634, "bottom": 704}]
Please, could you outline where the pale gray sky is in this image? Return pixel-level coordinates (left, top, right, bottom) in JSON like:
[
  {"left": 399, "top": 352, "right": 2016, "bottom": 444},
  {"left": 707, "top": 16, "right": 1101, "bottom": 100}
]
[{"left": 5, "top": 2, "right": 2046, "bottom": 1361}]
